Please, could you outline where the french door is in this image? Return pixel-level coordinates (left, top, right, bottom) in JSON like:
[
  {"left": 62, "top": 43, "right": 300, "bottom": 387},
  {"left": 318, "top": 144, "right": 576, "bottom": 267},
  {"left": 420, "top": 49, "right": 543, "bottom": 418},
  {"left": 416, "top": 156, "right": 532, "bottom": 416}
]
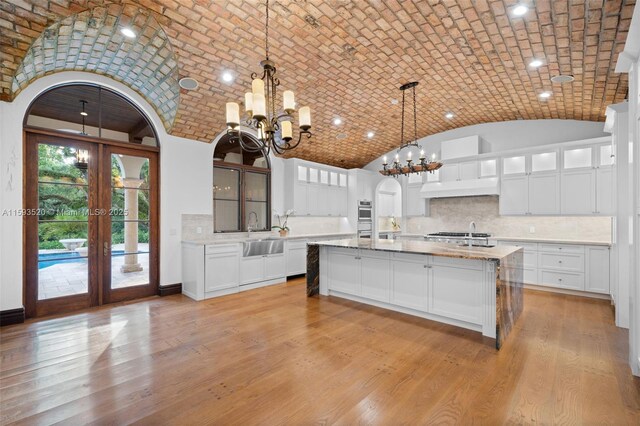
[{"left": 24, "top": 131, "right": 159, "bottom": 318}]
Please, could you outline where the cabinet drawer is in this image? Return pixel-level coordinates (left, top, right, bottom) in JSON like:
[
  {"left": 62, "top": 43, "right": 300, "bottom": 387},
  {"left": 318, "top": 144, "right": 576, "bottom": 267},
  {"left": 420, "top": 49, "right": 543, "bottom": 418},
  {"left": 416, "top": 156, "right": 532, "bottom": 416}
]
[
  {"left": 538, "top": 244, "right": 584, "bottom": 254},
  {"left": 287, "top": 239, "right": 308, "bottom": 250},
  {"left": 539, "top": 270, "right": 585, "bottom": 290},
  {"left": 431, "top": 256, "right": 484, "bottom": 270},
  {"left": 206, "top": 244, "right": 239, "bottom": 255},
  {"left": 538, "top": 253, "right": 584, "bottom": 272},
  {"left": 392, "top": 252, "right": 428, "bottom": 264},
  {"left": 523, "top": 268, "right": 537, "bottom": 284},
  {"left": 498, "top": 241, "right": 538, "bottom": 252},
  {"left": 361, "top": 250, "right": 390, "bottom": 260}
]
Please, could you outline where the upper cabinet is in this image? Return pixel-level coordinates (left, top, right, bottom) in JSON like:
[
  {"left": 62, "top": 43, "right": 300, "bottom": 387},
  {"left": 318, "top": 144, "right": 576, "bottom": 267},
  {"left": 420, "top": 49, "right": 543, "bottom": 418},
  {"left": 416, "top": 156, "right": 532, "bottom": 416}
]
[
  {"left": 500, "top": 150, "right": 560, "bottom": 215},
  {"left": 284, "top": 159, "right": 349, "bottom": 217},
  {"left": 560, "top": 142, "right": 614, "bottom": 215}
]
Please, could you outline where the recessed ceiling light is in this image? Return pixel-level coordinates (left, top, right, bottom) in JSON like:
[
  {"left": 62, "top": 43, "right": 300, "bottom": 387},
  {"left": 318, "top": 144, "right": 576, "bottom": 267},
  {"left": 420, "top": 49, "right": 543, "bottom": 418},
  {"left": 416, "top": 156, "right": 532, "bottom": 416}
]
[
  {"left": 222, "top": 71, "right": 234, "bottom": 83},
  {"left": 179, "top": 77, "right": 199, "bottom": 90},
  {"left": 391, "top": 99, "right": 399, "bottom": 105},
  {"left": 512, "top": 5, "right": 528, "bottom": 16},
  {"left": 367, "top": 131, "right": 375, "bottom": 138},
  {"left": 333, "top": 118, "right": 342, "bottom": 125},
  {"left": 121, "top": 28, "right": 136, "bottom": 38},
  {"left": 551, "top": 74, "right": 575, "bottom": 84},
  {"left": 529, "top": 59, "right": 543, "bottom": 68},
  {"left": 445, "top": 112, "right": 454, "bottom": 119},
  {"left": 539, "top": 91, "right": 552, "bottom": 99}
]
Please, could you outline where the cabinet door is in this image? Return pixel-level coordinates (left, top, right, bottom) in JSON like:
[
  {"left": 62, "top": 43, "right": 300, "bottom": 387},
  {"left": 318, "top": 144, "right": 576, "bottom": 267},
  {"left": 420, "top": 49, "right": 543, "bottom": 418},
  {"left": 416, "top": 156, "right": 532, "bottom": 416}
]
[
  {"left": 439, "top": 163, "right": 459, "bottom": 182},
  {"left": 293, "top": 182, "right": 308, "bottom": 216},
  {"left": 500, "top": 176, "right": 528, "bottom": 215},
  {"left": 391, "top": 260, "right": 428, "bottom": 311},
  {"left": 205, "top": 253, "right": 239, "bottom": 292},
  {"left": 528, "top": 173, "right": 560, "bottom": 214},
  {"left": 585, "top": 246, "right": 610, "bottom": 294},
  {"left": 360, "top": 254, "right": 391, "bottom": 302},
  {"left": 286, "top": 246, "right": 307, "bottom": 276},
  {"left": 429, "top": 264, "right": 483, "bottom": 324},
  {"left": 265, "top": 254, "right": 285, "bottom": 280},
  {"left": 561, "top": 169, "right": 596, "bottom": 214},
  {"left": 338, "top": 188, "right": 348, "bottom": 216},
  {"left": 307, "top": 185, "right": 325, "bottom": 215},
  {"left": 405, "top": 184, "right": 425, "bottom": 216},
  {"left": 328, "top": 250, "right": 360, "bottom": 295},
  {"left": 328, "top": 187, "right": 341, "bottom": 216},
  {"left": 596, "top": 168, "right": 614, "bottom": 215},
  {"left": 240, "top": 256, "right": 264, "bottom": 285},
  {"left": 459, "top": 161, "right": 479, "bottom": 180}
]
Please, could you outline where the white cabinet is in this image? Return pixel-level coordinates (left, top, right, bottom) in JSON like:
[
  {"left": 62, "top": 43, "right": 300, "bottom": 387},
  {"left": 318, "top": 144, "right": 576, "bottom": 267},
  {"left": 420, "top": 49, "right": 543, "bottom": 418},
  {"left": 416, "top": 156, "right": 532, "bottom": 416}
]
[
  {"left": 241, "top": 253, "right": 285, "bottom": 285},
  {"left": 286, "top": 240, "right": 307, "bottom": 276},
  {"left": 500, "top": 151, "right": 560, "bottom": 215},
  {"left": 439, "top": 161, "right": 478, "bottom": 182},
  {"left": 406, "top": 183, "right": 427, "bottom": 216},
  {"left": 327, "top": 248, "right": 360, "bottom": 295},
  {"left": 429, "top": 261, "right": 484, "bottom": 324},
  {"left": 560, "top": 143, "right": 614, "bottom": 215},
  {"left": 585, "top": 246, "right": 610, "bottom": 294},
  {"left": 360, "top": 251, "right": 391, "bottom": 302},
  {"left": 391, "top": 255, "right": 428, "bottom": 311},
  {"left": 285, "top": 159, "right": 349, "bottom": 217},
  {"left": 205, "top": 247, "right": 240, "bottom": 292},
  {"left": 479, "top": 158, "right": 498, "bottom": 178}
]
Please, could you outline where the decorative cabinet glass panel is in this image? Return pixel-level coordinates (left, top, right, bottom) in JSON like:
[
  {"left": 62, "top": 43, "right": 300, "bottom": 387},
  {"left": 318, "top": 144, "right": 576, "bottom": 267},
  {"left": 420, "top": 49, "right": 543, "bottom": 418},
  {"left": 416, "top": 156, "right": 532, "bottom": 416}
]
[
  {"left": 330, "top": 172, "right": 338, "bottom": 186},
  {"left": 503, "top": 156, "right": 526, "bottom": 175},
  {"left": 309, "top": 168, "right": 318, "bottom": 183},
  {"left": 564, "top": 147, "right": 592, "bottom": 169},
  {"left": 599, "top": 145, "right": 614, "bottom": 166},
  {"left": 339, "top": 173, "right": 348, "bottom": 187},
  {"left": 531, "top": 152, "right": 557, "bottom": 173},
  {"left": 297, "top": 165, "right": 307, "bottom": 182},
  {"left": 320, "top": 170, "right": 329, "bottom": 184},
  {"left": 480, "top": 159, "right": 497, "bottom": 177}
]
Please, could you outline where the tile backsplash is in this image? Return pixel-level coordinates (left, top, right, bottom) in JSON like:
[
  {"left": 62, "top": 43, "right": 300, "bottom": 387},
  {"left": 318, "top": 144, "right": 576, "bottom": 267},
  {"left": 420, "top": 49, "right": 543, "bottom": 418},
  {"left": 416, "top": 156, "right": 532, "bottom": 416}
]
[
  {"left": 405, "top": 196, "right": 612, "bottom": 242},
  {"left": 182, "top": 214, "right": 351, "bottom": 241}
]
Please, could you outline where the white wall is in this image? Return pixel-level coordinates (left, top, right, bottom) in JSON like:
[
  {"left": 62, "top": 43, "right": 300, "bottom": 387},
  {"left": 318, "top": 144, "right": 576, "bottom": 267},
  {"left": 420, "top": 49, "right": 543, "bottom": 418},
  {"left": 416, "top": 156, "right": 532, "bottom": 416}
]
[
  {"left": 364, "top": 119, "right": 609, "bottom": 171},
  {"left": 0, "top": 71, "right": 216, "bottom": 311}
]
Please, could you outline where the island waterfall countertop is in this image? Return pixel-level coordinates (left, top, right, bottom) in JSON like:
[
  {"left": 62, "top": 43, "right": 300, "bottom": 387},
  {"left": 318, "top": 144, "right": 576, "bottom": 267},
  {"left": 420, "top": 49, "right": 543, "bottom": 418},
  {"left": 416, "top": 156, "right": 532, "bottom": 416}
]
[
  {"left": 307, "top": 239, "right": 524, "bottom": 349},
  {"left": 312, "top": 238, "right": 522, "bottom": 262}
]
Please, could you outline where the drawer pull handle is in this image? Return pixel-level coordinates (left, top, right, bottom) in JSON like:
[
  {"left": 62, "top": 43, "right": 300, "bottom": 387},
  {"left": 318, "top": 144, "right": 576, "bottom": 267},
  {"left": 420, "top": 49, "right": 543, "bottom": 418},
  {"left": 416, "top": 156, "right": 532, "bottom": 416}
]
[
  {"left": 558, "top": 278, "right": 563, "bottom": 282},
  {"left": 558, "top": 260, "right": 562, "bottom": 263}
]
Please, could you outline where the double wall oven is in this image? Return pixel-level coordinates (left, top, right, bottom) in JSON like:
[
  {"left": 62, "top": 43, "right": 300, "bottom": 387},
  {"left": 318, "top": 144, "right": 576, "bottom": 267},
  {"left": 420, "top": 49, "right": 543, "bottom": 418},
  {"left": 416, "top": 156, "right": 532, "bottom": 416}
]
[{"left": 357, "top": 200, "right": 372, "bottom": 238}]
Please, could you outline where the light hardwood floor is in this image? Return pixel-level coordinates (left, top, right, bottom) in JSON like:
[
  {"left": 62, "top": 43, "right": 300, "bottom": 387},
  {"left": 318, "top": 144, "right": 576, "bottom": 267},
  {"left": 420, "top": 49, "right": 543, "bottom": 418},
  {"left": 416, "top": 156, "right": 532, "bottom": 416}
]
[{"left": 1, "top": 278, "right": 639, "bottom": 425}]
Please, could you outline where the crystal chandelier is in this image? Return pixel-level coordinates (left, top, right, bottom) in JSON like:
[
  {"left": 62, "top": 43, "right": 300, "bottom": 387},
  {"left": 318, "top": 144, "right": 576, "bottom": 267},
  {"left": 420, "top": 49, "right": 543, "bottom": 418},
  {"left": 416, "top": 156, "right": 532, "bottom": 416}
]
[
  {"left": 225, "top": 0, "right": 311, "bottom": 155},
  {"left": 380, "top": 82, "right": 442, "bottom": 177}
]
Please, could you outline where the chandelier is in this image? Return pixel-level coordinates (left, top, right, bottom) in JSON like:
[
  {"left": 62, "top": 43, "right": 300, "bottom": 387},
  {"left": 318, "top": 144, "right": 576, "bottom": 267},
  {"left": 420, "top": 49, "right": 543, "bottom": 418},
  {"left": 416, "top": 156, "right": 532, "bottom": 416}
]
[
  {"left": 380, "top": 82, "right": 442, "bottom": 177},
  {"left": 224, "top": 0, "right": 311, "bottom": 155}
]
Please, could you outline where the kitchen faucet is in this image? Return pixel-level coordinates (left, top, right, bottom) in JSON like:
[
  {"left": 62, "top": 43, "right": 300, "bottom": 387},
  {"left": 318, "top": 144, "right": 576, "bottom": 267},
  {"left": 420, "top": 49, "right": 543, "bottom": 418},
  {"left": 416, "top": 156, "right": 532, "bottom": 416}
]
[{"left": 468, "top": 221, "right": 476, "bottom": 247}]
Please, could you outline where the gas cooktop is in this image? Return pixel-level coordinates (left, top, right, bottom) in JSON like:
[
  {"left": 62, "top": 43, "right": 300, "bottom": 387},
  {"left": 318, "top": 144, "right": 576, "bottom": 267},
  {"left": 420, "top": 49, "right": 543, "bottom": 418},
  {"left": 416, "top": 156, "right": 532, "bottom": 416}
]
[{"left": 426, "top": 232, "right": 491, "bottom": 238}]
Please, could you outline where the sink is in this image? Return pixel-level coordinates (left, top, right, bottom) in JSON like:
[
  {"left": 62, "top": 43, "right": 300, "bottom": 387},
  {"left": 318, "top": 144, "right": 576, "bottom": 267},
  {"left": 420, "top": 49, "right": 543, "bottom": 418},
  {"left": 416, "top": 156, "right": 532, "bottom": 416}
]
[
  {"left": 458, "top": 244, "right": 495, "bottom": 248},
  {"left": 243, "top": 239, "right": 284, "bottom": 257}
]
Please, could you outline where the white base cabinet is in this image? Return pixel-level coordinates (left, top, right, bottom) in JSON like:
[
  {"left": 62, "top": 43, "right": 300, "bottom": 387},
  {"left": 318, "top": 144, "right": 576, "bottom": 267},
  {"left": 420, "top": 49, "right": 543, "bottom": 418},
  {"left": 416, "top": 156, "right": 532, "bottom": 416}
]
[
  {"left": 241, "top": 253, "right": 285, "bottom": 285},
  {"left": 286, "top": 239, "right": 308, "bottom": 276},
  {"left": 496, "top": 240, "right": 610, "bottom": 295},
  {"left": 320, "top": 247, "right": 496, "bottom": 339}
]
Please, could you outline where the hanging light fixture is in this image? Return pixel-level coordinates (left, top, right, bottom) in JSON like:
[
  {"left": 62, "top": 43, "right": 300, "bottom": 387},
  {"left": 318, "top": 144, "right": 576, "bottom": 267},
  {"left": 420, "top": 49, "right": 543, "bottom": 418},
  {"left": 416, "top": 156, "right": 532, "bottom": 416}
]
[
  {"left": 74, "top": 100, "right": 89, "bottom": 170},
  {"left": 380, "top": 82, "right": 443, "bottom": 177},
  {"left": 225, "top": 0, "right": 311, "bottom": 155}
]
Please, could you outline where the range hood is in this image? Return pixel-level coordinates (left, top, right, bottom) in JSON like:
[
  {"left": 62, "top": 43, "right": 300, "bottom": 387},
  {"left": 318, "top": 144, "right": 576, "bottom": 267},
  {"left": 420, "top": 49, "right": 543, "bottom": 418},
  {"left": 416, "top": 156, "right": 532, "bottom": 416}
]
[{"left": 420, "top": 177, "right": 499, "bottom": 199}]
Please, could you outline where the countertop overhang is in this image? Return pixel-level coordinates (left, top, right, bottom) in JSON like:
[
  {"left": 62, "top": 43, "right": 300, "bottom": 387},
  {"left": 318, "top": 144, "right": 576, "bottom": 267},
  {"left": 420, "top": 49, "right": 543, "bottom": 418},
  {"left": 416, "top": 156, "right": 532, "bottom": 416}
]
[{"left": 312, "top": 238, "right": 522, "bottom": 261}]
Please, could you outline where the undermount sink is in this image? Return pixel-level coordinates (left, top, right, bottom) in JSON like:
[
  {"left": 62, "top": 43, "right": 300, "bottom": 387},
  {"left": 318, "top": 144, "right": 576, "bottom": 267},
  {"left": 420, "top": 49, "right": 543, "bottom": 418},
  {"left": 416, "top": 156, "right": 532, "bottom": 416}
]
[
  {"left": 458, "top": 244, "right": 495, "bottom": 248},
  {"left": 243, "top": 239, "right": 284, "bottom": 257}
]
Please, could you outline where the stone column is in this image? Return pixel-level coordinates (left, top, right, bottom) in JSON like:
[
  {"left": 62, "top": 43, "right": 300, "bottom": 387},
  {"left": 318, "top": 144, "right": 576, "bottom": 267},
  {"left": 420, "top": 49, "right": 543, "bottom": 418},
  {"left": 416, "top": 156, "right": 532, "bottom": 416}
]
[{"left": 120, "top": 178, "right": 144, "bottom": 273}]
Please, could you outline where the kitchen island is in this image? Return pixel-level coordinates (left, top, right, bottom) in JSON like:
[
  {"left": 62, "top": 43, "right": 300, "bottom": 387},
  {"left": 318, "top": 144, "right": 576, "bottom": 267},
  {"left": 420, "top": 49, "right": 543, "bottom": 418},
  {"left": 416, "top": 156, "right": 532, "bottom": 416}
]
[{"left": 307, "top": 239, "right": 524, "bottom": 349}]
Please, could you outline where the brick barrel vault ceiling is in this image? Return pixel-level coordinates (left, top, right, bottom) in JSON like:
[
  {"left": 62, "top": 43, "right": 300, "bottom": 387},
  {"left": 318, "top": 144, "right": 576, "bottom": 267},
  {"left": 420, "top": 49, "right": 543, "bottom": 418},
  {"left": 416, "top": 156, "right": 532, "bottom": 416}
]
[
  {"left": 0, "top": 0, "right": 635, "bottom": 168},
  {"left": 7, "top": 3, "right": 180, "bottom": 131}
]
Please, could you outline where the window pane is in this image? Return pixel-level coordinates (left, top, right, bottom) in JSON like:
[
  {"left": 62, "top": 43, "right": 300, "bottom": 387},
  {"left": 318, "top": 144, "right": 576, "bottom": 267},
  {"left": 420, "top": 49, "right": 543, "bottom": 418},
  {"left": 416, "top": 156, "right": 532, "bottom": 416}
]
[
  {"left": 111, "top": 220, "right": 150, "bottom": 289},
  {"left": 214, "top": 200, "right": 240, "bottom": 231},
  {"left": 38, "top": 182, "right": 89, "bottom": 218},
  {"left": 38, "top": 145, "right": 88, "bottom": 185},
  {"left": 245, "top": 172, "right": 267, "bottom": 202},
  {"left": 214, "top": 168, "right": 240, "bottom": 200},
  {"left": 246, "top": 201, "right": 268, "bottom": 231}
]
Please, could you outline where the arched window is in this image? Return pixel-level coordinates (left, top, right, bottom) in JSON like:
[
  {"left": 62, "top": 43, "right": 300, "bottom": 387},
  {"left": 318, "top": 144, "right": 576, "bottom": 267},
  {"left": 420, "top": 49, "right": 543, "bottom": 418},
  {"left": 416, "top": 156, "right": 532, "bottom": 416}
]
[
  {"left": 25, "top": 83, "right": 158, "bottom": 146},
  {"left": 213, "top": 134, "right": 271, "bottom": 232}
]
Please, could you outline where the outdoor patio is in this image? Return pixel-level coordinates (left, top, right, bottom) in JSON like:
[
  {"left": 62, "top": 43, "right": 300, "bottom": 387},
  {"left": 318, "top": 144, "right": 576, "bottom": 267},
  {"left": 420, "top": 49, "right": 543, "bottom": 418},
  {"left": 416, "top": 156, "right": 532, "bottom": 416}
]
[{"left": 37, "top": 244, "right": 150, "bottom": 300}]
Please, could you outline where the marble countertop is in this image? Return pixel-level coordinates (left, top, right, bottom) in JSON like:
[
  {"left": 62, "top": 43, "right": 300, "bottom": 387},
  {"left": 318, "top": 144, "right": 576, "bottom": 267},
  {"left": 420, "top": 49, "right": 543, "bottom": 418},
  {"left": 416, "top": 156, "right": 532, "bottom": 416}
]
[
  {"left": 312, "top": 238, "right": 522, "bottom": 261},
  {"left": 395, "top": 234, "right": 611, "bottom": 246},
  {"left": 491, "top": 236, "right": 611, "bottom": 246},
  {"left": 182, "top": 232, "right": 356, "bottom": 245}
]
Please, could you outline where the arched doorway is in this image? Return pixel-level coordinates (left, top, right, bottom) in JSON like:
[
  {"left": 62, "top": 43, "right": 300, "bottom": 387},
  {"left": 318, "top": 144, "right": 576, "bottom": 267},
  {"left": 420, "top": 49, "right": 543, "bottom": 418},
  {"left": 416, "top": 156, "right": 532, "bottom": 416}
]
[
  {"left": 23, "top": 83, "right": 160, "bottom": 318},
  {"left": 374, "top": 178, "right": 402, "bottom": 238}
]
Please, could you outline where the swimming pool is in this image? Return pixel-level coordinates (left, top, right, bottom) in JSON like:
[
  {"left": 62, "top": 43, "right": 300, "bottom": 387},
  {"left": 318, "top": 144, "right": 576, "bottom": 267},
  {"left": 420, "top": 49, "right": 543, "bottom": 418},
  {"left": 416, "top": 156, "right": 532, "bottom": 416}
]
[{"left": 38, "top": 250, "right": 126, "bottom": 269}]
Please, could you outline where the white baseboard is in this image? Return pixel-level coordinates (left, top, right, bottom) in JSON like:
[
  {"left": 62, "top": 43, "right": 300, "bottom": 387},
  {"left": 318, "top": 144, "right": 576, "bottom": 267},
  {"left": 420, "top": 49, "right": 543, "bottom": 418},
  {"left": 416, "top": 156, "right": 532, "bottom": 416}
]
[{"left": 524, "top": 284, "right": 611, "bottom": 300}]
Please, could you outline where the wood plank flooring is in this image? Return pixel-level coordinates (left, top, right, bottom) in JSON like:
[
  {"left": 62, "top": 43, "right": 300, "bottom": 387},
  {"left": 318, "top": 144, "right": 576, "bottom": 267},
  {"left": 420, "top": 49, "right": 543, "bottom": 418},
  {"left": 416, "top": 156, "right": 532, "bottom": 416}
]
[{"left": 1, "top": 278, "right": 639, "bottom": 425}]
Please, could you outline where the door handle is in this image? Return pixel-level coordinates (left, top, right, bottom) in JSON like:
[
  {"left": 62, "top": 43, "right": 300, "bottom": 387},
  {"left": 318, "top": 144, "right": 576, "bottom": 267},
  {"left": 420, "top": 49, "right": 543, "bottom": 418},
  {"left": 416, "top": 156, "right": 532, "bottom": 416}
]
[{"left": 103, "top": 241, "right": 110, "bottom": 256}]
